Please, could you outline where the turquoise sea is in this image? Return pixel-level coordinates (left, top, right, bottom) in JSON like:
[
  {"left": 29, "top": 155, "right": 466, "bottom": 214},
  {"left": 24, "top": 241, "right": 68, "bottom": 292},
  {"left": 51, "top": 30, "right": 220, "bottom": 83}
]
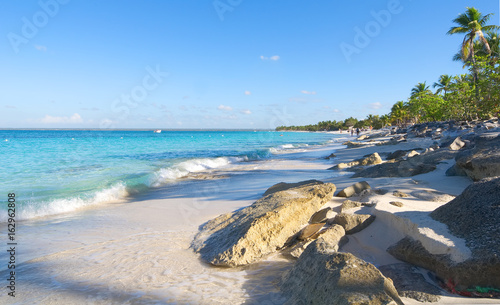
[{"left": 0, "top": 130, "right": 340, "bottom": 222}]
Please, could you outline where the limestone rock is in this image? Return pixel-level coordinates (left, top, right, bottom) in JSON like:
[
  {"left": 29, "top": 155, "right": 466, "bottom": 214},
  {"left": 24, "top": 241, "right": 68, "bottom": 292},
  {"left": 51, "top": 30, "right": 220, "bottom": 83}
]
[
  {"left": 309, "top": 207, "right": 334, "bottom": 224},
  {"left": 332, "top": 213, "right": 376, "bottom": 234},
  {"left": 329, "top": 153, "right": 382, "bottom": 170},
  {"left": 360, "top": 152, "right": 383, "bottom": 166},
  {"left": 393, "top": 190, "right": 409, "bottom": 198},
  {"left": 387, "top": 150, "right": 407, "bottom": 160},
  {"left": 343, "top": 141, "right": 366, "bottom": 148},
  {"left": 287, "top": 240, "right": 313, "bottom": 259},
  {"left": 449, "top": 137, "right": 466, "bottom": 150},
  {"left": 387, "top": 236, "right": 500, "bottom": 289},
  {"left": 407, "top": 150, "right": 420, "bottom": 158},
  {"left": 455, "top": 132, "right": 500, "bottom": 181},
  {"left": 192, "top": 181, "right": 336, "bottom": 266},
  {"left": 341, "top": 200, "right": 362, "bottom": 212},
  {"left": 357, "top": 134, "right": 369, "bottom": 140},
  {"left": 336, "top": 181, "right": 371, "bottom": 197},
  {"left": 288, "top": 225, "right": 346, "bottom": 258},
  {"left": 281, "top": 242, "right": 404, "bottom": 305},
  {"left": 263, "top": 179, "right": 323, "bottom": 197},
  {"left": 354, "top": 162, "right": 436, "bottom": 178},
  {"left": 354, "top": 148, "right": 457, "bottom": 178},
  {"left": 390, "top": 201, "right": 404, "bottom": 207},
  {"left": 411, "top": 190, "right": 454, "bottom": 202}
]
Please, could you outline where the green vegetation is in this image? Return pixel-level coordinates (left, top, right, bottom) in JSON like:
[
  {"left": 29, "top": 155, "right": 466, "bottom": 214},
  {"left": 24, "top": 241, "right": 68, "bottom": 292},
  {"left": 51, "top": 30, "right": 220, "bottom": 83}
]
[{"left": 277, "top": 7, "right": 499, "bottom": 132}]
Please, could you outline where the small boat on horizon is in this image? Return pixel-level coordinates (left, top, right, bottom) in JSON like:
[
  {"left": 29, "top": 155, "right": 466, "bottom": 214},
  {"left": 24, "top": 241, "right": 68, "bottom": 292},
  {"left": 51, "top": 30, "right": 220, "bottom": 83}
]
[{"left": 154, "top": 129, "right": 162, "bottom": 133}]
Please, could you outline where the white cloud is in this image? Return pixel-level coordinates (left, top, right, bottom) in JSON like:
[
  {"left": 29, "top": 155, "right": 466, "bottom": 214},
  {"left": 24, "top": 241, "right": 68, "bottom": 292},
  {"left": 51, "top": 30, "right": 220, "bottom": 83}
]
[
  {"left": 40, "top": 113, "right": 83, "bottom": 124},
  {"left": 301, "top": 90, "right": 317, "bottom": 95},
  {"left": 34, "top": 45, "right": 47, "bottom": 52},
  {"left": 241, "top": 109, "right": 252, "bottom": 115},
  {"left": 244, "top": 91, "right": 251, "bottom": 95},
  {"left": 368, "top": 102, "right": 383, "bottom": 109},
  {"left": 260, "top": 55, "right": 280, "bottom": 61},
  {"left": 217, "top": 104, "right": 233, "bottom": 111},
  {"left": 5, "top": 105, "right": 17, "bottom": 109}
]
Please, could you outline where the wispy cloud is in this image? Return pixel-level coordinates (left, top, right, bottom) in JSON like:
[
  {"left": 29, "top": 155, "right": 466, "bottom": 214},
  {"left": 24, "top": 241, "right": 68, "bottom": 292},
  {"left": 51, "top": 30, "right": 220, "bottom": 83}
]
[
  {"left": 240, "top": 109, "right": 252, "bottom": 115},
  {"left": 260, "top": 55, "right": 280, "bottom": 61},
  {"left": 5, "top": 105, "right": 17, "bottom": 109},
  {"left": 368, "top": 102, "right": 383, "bottom": 109},
  {"left": 34, "top": 45, "right": 47, "bottom": 52},
  {"left": 40, "top": 113, "right": 84, "bottom": 124},
  {"left": 301, "top": 90, "right": 317, "bottom": 95},
  {"left": 217, "top": 104, "right": 233, "bottom": 111},
  {"left": 244, "top": 91, "right": 251, "bottom": 95}
]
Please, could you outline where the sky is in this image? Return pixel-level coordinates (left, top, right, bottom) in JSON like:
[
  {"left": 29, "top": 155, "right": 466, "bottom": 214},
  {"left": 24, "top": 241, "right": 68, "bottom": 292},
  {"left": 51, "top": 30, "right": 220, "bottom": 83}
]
[{"left": 1, "top": 0, "right": 499, "bottom": 129}]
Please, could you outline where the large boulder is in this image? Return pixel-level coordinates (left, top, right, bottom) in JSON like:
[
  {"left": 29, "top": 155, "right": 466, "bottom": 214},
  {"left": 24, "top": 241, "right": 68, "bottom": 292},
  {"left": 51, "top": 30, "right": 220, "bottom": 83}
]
[
  {"left": 455, "top": 132, "right": 500, "bottom": 181},
  {"left": 389, "top": 177, "right": 500, "bottom": 288},
  {"left": 263, "top": 179, "right": 324, "bottom": 196},
  {"left": 192, "top": 181, "right": 336, "bottom": 266},
  {"left": 281, "top": 239, "right": 404, "bottom": 305}
]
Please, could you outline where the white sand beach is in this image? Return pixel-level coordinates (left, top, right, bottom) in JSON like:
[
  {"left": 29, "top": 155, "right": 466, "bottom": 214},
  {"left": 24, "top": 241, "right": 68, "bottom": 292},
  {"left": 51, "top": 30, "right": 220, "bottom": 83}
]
[{"left": 4, "top": 132, "right": 500, "bottom": 304}]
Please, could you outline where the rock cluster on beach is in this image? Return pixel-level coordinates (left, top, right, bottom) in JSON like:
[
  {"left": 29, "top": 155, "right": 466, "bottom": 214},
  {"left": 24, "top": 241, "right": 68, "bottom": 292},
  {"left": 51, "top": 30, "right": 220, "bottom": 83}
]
[
  {"left": 192, "top": 180, "right": 405, "bottom": 303},
  {"left": 191, "top": 180, "right": 336, "bottom": 266},
  {"left": 191, "top": 119, "right": 500, "bottom": 304}
]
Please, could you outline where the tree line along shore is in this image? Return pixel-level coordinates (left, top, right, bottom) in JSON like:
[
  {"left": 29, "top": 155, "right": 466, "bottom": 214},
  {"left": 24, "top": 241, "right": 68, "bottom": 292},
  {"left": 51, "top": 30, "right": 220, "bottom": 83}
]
[{"left": 277, "top": 7, "right": 500, "bottom": 132}]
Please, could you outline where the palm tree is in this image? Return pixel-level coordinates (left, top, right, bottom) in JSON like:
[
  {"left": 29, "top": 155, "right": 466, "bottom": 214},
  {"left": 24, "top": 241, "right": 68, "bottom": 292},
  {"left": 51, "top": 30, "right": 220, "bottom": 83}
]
[
  {"left": 433, "top": 75, "right": 453, "bottom": 96},
  {"left": 447, "top": 7, "right": 498, "bottom": 62},
  {"left": 411, "top": 82, "right": 430, "bottom": 97},
  {"left": 390, "top": 101, "right": 407, "bottom": 126},
  {"left": 453, "top": 30, "right": 500, "bottom": 65}
]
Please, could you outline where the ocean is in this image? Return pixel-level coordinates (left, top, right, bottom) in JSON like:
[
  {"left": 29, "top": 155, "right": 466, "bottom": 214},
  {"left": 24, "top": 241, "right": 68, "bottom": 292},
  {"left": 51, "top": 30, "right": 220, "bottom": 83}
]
[{"left": 0, "top": 130, "right": 340, "bottom": 222}]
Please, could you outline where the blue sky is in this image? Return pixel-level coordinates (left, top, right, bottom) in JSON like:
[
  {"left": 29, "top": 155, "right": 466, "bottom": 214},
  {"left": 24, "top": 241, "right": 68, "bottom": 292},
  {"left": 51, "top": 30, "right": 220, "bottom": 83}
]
[{"left": 1, "top": 0, "right": 499, "bottom": 129}]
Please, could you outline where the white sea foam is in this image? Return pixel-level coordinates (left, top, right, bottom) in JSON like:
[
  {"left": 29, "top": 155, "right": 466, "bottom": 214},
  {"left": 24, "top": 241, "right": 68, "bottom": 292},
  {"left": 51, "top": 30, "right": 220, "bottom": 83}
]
[
  {"left": 152, "top": 156, "right": 247, "bottom": 186},
  {"left": 9, "top": 183, "right": 129, "bottom": 221},
  {"left": 269, "top": 143, "right": 311, "bottom": 154}
]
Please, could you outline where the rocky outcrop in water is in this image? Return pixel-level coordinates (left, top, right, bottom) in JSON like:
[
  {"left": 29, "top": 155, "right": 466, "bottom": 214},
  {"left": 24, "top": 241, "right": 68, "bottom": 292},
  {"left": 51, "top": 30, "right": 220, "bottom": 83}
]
[{"left": 192, "top": 180, "right": 336, "bottom": 266}]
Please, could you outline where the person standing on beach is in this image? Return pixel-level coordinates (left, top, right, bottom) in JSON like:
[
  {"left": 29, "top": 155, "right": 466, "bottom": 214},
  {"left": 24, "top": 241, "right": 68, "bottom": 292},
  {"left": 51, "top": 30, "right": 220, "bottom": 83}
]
[
  {"left": 356, "top": 128, "right": 360, "bottom": 136},
  {"left": 350, "top": 128, "right": 354, "bottom": 136}
]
